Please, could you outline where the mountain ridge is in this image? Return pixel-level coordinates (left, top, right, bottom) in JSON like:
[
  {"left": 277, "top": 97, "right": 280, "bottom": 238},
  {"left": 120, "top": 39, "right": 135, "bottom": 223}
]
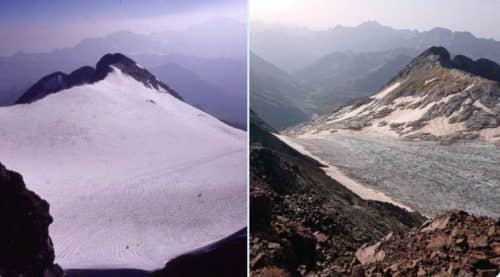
[
  {"left": 289, "top": 46, "right": 500, "bottom": 144},
  {"left": 16, "top": 53, "right": 182, "bottom": 104},
  {"left": 251, "top": 21, "right": 500, "bottom": 72}
]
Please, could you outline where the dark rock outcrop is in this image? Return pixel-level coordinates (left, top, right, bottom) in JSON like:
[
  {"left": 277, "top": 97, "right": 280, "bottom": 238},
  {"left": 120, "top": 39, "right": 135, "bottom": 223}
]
[
  {"left": 16, "top": 53, "right": 182, "bottom": 104},
  {"left": 356, "top": 210, "right": 499, "bottom": 276},
  {"left": 152, "top": 228, "right": 247, "bottom": 277},
  {"left": 0, "top": 162, "right": 62, "bottom": 276},
  {"left": 406, "top": 46, "right": 500, "bottom": 83}
]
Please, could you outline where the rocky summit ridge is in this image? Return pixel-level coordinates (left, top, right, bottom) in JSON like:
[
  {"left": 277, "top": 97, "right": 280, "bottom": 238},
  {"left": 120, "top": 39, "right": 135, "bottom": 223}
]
[{"left": 290, "top": 46, "right": 500, "bottom": 145}]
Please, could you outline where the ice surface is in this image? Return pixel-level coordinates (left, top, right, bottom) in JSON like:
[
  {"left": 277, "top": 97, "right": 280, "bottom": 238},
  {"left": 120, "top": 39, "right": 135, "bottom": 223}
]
[
  {"left": 0, "top": 68, "right": 246, "bottom": 270},
  {"left": 288, "top": 131, "right": 500, "bottom": 218}
]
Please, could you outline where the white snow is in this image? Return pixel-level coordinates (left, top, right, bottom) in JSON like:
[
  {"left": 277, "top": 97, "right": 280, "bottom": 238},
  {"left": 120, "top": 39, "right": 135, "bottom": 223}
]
[
  {"left": 0, "top": 67, "right": 246, "bottom": 270},
  {"left": 371, "top": 81, "right": 401, "bottom": 100},
  {"left": 327, "top": 102, "right": 373, "bottom": 123},
  {"left": 464, "top": 84, "right": 474, "bottom": 91},
  {"left": 473, "top": 101, "right": 494, "bottom": 114},
  {"left": 480, "top": 127, "right": 500, "bottom": 144},
  {"left": 419, "top": 117, "right": 466, "bottom": 136},
  {"left": 424, "top": 77, "right": 437, "bottom": 85},
  {"left": 392, "top": 95, "right": 423, "bottom": 106}
]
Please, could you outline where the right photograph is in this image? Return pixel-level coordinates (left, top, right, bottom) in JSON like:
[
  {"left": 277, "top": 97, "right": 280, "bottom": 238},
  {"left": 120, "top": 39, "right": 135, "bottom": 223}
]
[{"left": 249, "top": 1, "right": 500, "bottom": 276}]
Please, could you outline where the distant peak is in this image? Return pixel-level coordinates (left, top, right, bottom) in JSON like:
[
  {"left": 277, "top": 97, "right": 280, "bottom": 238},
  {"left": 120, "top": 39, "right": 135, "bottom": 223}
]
[
  {"left": 357, "top": 20, "right": 383, "bottom": 28},
  {"left": 428, "top": 27, "right": 453, "bottom": 35}
]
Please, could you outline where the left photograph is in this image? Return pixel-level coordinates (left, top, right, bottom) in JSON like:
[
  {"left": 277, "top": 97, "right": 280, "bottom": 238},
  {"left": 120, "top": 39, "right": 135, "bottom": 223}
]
[{"left": 0, "top": 1, "right": 247, "bottom": 276}]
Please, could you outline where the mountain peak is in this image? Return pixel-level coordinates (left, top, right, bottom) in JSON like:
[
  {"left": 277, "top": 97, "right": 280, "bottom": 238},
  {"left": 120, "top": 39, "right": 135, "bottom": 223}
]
[
  {"left": 408, "top": 46, "right": 500, "bottom": 82},
  {"left": 16, "top": 53, "right": 182, "bottom": 104},
  {"left": 95, "top": 53, "right": 136, "bottom": 72},
  {"left": 357, "top": 20, "right": 383, "bottom": 29},
  {"left": 418, "top": 46, "right": 451, "bottom": 63}
]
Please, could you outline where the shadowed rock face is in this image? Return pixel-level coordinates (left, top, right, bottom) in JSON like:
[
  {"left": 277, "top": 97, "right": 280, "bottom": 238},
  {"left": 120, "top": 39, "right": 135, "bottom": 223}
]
[
  {"left": 16, "top": 53, "right": 182, "bottom": 104},
  {"left": 416, "top": 47, "right": 500, "bottom": 83},
  {"left": 0, "top": 162, "right": 62, "bottom": 276},
  {"left": 152, "top": 228, "right": 247, "bottom": 277}
]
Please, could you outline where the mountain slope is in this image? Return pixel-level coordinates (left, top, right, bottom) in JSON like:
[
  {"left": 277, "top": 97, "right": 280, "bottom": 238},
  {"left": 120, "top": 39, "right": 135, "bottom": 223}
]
[
  {"left": 250, "top": 53, "right": 310, "bottom": 129},
  {"left": 0, "top": 55, "right": 246, "bottom": 270},
  {"left": 295, "top": 49, "right": 415, "bottom": 114},
  {"left": 292, "top": 47, "right": 500, "bottom": 144},
  {"left": 150, "top": 62, "right": 246, "bottom": 129},
  {"left": 250, "top": 112, "right": 424, "bottom": 275}
]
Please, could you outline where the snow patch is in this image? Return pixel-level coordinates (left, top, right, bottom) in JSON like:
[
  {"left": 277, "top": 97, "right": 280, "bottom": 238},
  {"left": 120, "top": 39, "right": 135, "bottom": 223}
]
[
  {"left": 480, "top": 127, "right": 500, "bottom": 143},
  {"left": 328, "top": 102, "right": 373, "bottom": 123},
  {"left": 372, "top": 82, "right": 401, "bottom": 100},
  {"left": 474, "top": 101, "right": 494, "bottom": 114},
  {"left": 420, "top": 117, "right": 466, "bottom": 136},
  {"left": 424, "top": 77, "right": 437, "bottom": 85},
  {"left": 464, "top": 84, "right": 474, "bottom": 91}
]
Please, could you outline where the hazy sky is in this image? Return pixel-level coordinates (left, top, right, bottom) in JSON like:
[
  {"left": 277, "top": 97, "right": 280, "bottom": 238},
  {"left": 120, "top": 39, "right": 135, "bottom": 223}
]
[
  {"left": 251, "top": 0, "right": 500, "bottom": 40},
  {"left": 0, "top": 0, "right": 246, "bottom": 56}
]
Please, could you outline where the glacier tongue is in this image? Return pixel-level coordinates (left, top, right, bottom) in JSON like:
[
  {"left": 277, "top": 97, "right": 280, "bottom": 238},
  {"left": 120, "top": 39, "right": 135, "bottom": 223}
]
[{"left": 0, "top": 68, "right": 246, "bottom": 270}]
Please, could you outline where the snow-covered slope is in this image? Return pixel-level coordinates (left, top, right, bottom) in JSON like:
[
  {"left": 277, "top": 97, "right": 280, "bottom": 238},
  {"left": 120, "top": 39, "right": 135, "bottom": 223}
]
[
  {"left": 290, "top": 47, "right": 500, "bottom": 144},
  {"left": 0, "top": 65, "right": 246, "bottom": 269}
]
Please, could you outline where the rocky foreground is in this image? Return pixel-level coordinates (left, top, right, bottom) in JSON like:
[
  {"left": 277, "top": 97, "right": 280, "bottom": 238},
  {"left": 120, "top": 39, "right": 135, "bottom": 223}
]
[
  {"left": 356, "top": 210, "right": 499, "bottom": 276},
  {"left": 250, "top": 111, "right": 499, "bottom": 276},
  {"left": 250, "top": 111, "right": 424, "bottom": 276},
  {"left": 0, "top": 162, "right": 62, "bottom": 276}
]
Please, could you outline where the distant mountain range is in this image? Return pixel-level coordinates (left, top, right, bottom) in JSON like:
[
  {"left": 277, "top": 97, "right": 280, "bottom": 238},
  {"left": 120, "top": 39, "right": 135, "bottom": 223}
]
[
  {"left": 251, "top": 21, "right": 500, "bottom": 129},
  {"left": 0, "top": 18, "right": 247, "bottom": 128},
  {"left": 251, "top": 21, "right": 500, "bottom": 72}
]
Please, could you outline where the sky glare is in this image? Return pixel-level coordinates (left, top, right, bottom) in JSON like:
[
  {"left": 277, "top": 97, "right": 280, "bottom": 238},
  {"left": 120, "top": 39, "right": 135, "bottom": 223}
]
[
  {"left": 0, "top": 0, "right": 246, "bottom": 56},
  {"left": 251, "top": 0, "right": 500, "bottom": 40}
]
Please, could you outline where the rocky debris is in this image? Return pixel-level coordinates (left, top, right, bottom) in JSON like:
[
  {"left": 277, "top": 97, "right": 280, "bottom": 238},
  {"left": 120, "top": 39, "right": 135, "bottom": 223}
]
[
  {"left": 250, "top": 113, "right": 424, "bottom": 276},
  {"left": 0, "top": 162, "right": 62, "bottom": 276},
  {"left": 356, "top": 210, "right": 499, "bottom": 276},
  {"left": 465, "top": 109, "right": 498, "bottom": 130},
  {"left": 404, "top": 131, "right": 480, "bottom": 144},
  {"left": 152, "top": 228, "right": 247, "bottom": 277},
  {"left": 16, "top": 53, "right": 182, "bottom": 104},
  {"left": 289, "top": 46, "right": 500, "bottom": 144}
]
